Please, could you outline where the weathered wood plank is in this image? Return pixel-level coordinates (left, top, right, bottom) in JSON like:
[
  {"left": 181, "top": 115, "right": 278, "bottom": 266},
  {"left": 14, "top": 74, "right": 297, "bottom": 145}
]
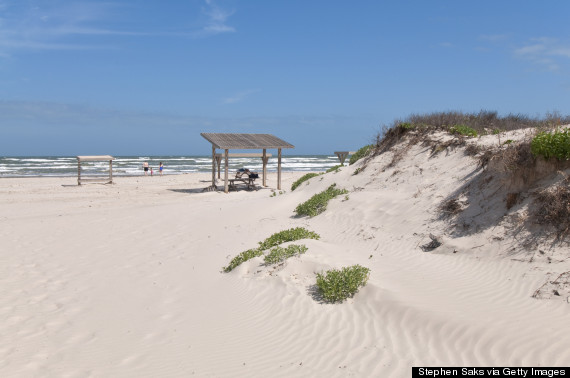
[
  {"left": 214, "top": 153, "right": 272, "bottom": 158},
  {"left": 77, "top": 155, "right": 115, "bottom": 162},
  {"left": 201, "top": 133, "right": 294, "bottom": 149}
]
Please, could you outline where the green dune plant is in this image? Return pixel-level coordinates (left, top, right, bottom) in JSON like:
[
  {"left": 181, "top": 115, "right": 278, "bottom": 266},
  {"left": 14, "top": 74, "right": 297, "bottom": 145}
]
[
  {"left": 326, "top": 165, "right": 342, "bottom": 173},
  {"left": 258, "top": 227, "right": 320, "bottom": 250},
  {"left": 223, "top": 248, "right": 264, "bottom": 273},
  {"left": 291, "top": 172, "right": 320, "bottom": 191},
  {"left": 264, "top": 244, "right": 308, "bottom": 265},
  {"left": 316, "top": 265, "right": 370, "bottom": 303},
  {"left": 349, "top": 145, "right": 374, "bottom": 165},
  {"left": 223, "top": 227, "right": 319, "bottom": 272},
  {"left": 531, "top": 127, "right": 570, "bottom": 160},
  {"left": 449, "top": 124, "right": 478, "bottom": 137},
  {"left": 295, "top": 184, "right": 349, "bottom": 217}
]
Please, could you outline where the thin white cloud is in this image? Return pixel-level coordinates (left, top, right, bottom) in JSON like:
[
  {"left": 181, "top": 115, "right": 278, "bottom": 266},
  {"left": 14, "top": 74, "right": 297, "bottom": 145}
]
[
  {"left": 223, "top": 89, "right": 260, "bottom": 104},
  {"left": 0, "top": 1, "right": 128, "bottom": 55},
  {"left": 0, "top": 0, "right": 236, "bottom": 57},
  {"left": 552, "top": 47, "right": 570, "bottom": 58},
  {"left": 198, "top": 0, "right": 236, "bottom": 37},
  {"left": 514, "top": 37, "right": 570, "bottom": 72}
]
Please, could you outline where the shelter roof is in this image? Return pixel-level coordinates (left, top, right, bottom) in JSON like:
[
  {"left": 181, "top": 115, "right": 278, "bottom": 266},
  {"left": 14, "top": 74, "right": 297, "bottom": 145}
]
[
  {"left": 77, "top": 155, "right": 115, "bottom": 161},
  {"left": 200, "top": 133, "right": 294, "bottom": 150}
]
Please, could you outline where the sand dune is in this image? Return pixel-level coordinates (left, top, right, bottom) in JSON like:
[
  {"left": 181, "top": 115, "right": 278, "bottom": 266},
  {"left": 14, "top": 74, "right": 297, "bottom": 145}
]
[{"left": 1, "top": 136, "right": 569, "bottom": 377}]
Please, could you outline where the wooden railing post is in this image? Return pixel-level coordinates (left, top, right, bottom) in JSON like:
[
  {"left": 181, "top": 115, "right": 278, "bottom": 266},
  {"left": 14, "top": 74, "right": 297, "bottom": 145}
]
[
  {"left": 277, "top": 148, "right": 282, "bottom": 190},
  {"left": 109, "top": 159, "right": 113, "bottom": 183},
  {"left": 211, "top": 145, "right": 216, "bottom": 187},
  {"left": 224, "top": 149, "right": 229, "bottom": 193},
  {"left": 262, "top": 149, "right": 267, "bottom": 187}
]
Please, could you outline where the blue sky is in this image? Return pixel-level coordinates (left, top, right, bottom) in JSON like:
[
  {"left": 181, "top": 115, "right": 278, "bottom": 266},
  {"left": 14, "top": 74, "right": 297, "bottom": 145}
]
[{"left": 1, "top": 0, "right": 569, "bottom": 156}]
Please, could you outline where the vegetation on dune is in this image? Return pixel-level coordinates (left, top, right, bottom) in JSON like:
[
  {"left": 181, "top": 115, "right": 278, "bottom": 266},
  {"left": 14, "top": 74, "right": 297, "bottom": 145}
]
[
  {"left": 449, "top": 124, "right": 478, "bottom": 137},
  {"left": 264, "top": 244, "right": 308, "bottom": 265},
  {"left": 374, "top": 110, "right": 570, "bottom": 157},
  {"left": 392, "top": 110, "right": 568, "bottom": 134},
  {"left": 533, "top": 180, "right": 570, "bottom": 237},
  {"left": 223, "top": 248, "right": 264, "bottom": 273},
  {"left": 349, "top": 145, "right": 374, "bottom": 165},
  {"left": 326, "top": 165, "right": 342, "bottom": 173},
  {"left": 291, "top": 173, "right": 320, "bottom": 191},
  {"left": 295, "top": 183, "right": 349, "bottom": 217},
  {"left": 316, "top": 265, "right": 370, "bottom": 303},
  {"left": 257, "top": 227, "right": 320, "bottom": 251},
  {"left": 223, "top": 227, "right": 320, "bottom": 272},
  {"left": 531, "top": 127, "right": 570, "bottom": 160}
]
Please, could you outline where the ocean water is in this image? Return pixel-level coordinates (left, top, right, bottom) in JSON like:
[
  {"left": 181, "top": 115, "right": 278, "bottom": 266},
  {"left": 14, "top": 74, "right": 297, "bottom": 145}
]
[{"left": 0, "top": 155, "right": 342, "bottom": 177}]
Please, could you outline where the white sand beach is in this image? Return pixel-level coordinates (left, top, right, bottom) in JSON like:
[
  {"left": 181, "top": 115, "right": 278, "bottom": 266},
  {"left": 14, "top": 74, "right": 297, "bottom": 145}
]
[{"left": 2, "top": 137, "right": 570, "bottom": 377}]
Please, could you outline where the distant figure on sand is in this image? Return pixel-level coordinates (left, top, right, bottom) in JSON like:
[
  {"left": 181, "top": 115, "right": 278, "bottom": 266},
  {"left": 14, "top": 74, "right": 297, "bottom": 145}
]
[
  {"left": 159, "top": 162, "right": 164, "bottom": 176},
  {"left": 143, "top": 162, "right": 149, "bottom": 175}
]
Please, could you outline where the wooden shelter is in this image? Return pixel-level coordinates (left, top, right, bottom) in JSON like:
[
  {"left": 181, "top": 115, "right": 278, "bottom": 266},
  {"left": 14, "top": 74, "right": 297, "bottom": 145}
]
[
  {"left": 334, "top": 151, "right": 356, "bottom": 165},
  {"left": 200, "top": 133, "right": 294, "bottom": 193},
  {"left": 77, "top": 155, "right": 115, "bottom": 185}
]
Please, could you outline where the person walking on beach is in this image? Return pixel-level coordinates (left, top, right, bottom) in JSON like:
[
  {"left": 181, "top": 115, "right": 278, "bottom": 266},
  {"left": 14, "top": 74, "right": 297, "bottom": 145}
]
[
  {"left": 143, "top": 161, "right": 149, "bottom": 175},
  {"left": 159, "top": 162, "right": 164, "bottom": 176}
]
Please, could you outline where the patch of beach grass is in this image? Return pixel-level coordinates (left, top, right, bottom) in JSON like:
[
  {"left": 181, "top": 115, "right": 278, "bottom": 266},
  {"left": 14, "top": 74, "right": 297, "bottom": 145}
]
[
  {"left": 449, "top": 124, "right": 478, "bottom": 137},
  {"left": 291, "top": 173, "right": 320, "bottom": 191},
  {"left": 326, "top": 165, "right": 342, "bottom": 173},
  {"left": 257, "top": 227, "right": 320, "bottom": 251},
  {"left": 531, "top": 127, "right": 570, "bottom": 160},
  {"left": 374, "top": 111, "right": 570, "bottom": 159},
  {"left": 223, "top": 227, "right": 321, "bottom": 273},
  {"left": 349, "top": 145, "right": 374, "bottom": 165},
  {"left": 316, "top": 265, "right": 370, "bottom": 303},
  {"left": 264, "top": 244, "right": 308, "bottom": 265},
  {"left": 295, "top": 184, "right": 349, "bottom": 217},
  {"left": 223, "top": 227, "right": 319, "bottom": 272},
  {"left": 223, "top": 248, "right": 264, "bottom": 273}
]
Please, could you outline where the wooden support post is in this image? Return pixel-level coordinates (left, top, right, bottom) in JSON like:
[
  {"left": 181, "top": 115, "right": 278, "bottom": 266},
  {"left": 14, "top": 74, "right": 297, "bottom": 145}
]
[
  {"left": 78, "top": 160, "right": 81, "bottom": 185},
  {"left": 224, "top": 149, "right": 229, "bottom": 193},
  {"left": 215, "top": 155, "right": 222, "bottom": 179},
  {"left": 277, "top": 148, "right": 282, "bottom": 190},
  {"left": 262, "top": 149, "right": 267, "bottom": 187},
  {"left": 211, "top": 145, "right": 216, "bottom": 187},
  {"left": 109, "top": 160, "right": 113, "bottom": 183}
]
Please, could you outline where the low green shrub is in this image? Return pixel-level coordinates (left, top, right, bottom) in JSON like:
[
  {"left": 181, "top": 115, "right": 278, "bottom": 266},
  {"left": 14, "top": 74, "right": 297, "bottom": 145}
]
[
  {"left": 223, "top": 248, "right": 263, "bottom": 272},
  {"left": 531, "top": 127, "right": 570, "bottom": 160},
  {"left": 258, "top": 227, "right": 320, "bottom": 251},
  {"left": 449, "top": 124, "right": 478, "bottom": 137},
  {"left": 349, "top": 145, "right": 373, "bottom": 165},
  {"left": 291, "top": 173, "right": 320, "bottom": 191},
  {"left": 264, "top": 244, "right": 308, "bottom": 265},
  {"left": 326, "top": 165, "right": 342, "bottom": 173},
  {"left": 295, "top": 183, "right": 349, "bottom": 217},
  {"left": 224, "top": 228, "right": 319, "bottom": 272},
  {"left": 316, "top": 265, "right": 370, "bottom": 303},
  {"left": 398, "top": 122, "right": 414, "bottom": 130}
]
